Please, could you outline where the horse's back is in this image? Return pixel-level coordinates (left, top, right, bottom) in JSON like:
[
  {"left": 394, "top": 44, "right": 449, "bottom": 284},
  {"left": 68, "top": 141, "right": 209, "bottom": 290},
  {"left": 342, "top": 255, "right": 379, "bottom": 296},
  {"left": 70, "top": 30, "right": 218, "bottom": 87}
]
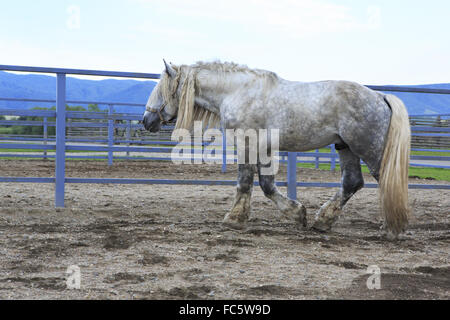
[
  {"left": 268, "top": 79, "right": 391, "bottom": 151},
  {"left": 276, "top": 79, "right": 384, "bottom": 110}
]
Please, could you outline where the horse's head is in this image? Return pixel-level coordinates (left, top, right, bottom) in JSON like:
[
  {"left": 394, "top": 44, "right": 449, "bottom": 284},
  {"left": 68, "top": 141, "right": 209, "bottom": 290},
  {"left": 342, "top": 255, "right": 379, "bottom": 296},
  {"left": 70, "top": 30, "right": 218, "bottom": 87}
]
[
  {"left": 142, "top": 60, "right": 179, "bottom": 132},
  {"left": 143, "top": 60, "right": 221, "bottom": 132}
]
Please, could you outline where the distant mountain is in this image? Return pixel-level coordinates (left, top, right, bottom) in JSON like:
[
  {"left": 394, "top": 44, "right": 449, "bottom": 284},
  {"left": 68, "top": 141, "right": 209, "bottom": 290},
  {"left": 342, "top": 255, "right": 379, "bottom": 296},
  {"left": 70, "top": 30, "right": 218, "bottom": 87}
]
[
  {"left": 0, "top": 71, "right": 157, "bottom": 113},
  {"left": 381, "top": 83, "right": 450, "bottom": 115},
  {"left": 0, "top": 71, "right": 449, "bottom": 115}
]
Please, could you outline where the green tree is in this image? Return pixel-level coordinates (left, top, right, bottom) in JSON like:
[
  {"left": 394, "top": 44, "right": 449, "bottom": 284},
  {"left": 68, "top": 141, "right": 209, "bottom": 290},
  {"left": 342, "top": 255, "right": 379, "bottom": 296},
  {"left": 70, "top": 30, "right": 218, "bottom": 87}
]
[
  {"left": 11, "top": 105, "right": 90, "bottom": 136},
  {"left": 88, "top": 104, "right": 101, "bottom": 112}
]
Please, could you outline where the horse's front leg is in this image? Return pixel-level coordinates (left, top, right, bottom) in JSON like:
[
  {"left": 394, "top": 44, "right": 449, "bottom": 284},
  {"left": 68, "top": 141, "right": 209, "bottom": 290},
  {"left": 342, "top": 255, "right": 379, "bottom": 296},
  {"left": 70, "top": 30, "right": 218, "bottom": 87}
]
[
  {"left": 223, "top": 164, "right": 256, "bottom": 229},
  {"left": 258, "top": 162, "right": 307, "bottom": 228}
]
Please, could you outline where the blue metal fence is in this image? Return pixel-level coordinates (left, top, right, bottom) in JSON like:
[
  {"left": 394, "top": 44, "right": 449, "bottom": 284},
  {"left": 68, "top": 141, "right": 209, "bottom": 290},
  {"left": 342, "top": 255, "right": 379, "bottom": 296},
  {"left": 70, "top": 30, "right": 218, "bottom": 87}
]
[{"left": 0, "top": 64, "right": 449, "bottom": 208}]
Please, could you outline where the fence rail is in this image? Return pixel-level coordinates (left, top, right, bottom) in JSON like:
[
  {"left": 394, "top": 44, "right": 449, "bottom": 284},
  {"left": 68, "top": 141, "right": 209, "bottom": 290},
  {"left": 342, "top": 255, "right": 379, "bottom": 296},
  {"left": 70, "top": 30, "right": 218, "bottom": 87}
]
[{"left": 0, "top": 64, "right": 449, "bottom": 208}]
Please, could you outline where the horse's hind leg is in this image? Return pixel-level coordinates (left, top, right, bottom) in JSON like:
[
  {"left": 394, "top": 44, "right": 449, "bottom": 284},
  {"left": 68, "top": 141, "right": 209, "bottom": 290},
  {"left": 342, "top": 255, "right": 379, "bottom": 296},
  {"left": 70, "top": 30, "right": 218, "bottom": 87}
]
[
  {"left": 257, "top": 162, "right": 307, "bottom": 228},
  {"left": 223, "top": 164, "right": 256, "bottom": 229},
  {"left": 312, "top": 145, "right": 364, "bottom": 232}
]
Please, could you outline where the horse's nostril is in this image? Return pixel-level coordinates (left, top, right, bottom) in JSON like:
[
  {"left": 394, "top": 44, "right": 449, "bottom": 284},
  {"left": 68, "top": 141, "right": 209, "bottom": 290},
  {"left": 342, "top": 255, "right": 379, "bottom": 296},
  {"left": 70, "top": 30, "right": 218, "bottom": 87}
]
[{"left": 142, "top": 116, "right": 149, "bottom": 130}]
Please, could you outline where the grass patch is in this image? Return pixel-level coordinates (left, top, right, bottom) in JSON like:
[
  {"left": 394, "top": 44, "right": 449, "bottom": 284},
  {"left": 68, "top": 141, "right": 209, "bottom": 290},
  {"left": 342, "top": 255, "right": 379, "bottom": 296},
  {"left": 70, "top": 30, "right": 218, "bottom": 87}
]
[
  {"left": 0, "top": 157, "right": 140, "bottom": 162},
  {"left": 0, "top": 128, "right": 13, "bottom": 134},
  {"left": 408, "top": 167, "right": 450, "bottom": 181},
  {"left": 297, "top": 163, "right": 450, "bottom": 182},
  {"left": 0, "top": 148, "right": 47, "bottom": 153},
  {"left": 0, "top": 148, "right": 102, "bottom": 153},
  {"left": 411, "top": 150, "right": 450, "bottom": 157}
]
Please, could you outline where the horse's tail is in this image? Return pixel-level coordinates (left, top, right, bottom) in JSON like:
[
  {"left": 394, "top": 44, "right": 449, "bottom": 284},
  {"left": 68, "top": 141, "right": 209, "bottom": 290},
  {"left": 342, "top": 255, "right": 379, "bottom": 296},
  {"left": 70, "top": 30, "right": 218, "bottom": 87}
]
[{"left": 379, "top": 94, "right": 411, "bottom": 237}]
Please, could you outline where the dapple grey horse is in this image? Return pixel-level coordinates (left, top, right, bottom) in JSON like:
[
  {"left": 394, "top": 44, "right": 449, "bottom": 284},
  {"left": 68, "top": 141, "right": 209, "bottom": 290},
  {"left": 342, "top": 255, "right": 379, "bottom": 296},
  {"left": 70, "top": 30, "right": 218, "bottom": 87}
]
[{"left": 143, "top": 61, "right": 411, "bottom": 239}]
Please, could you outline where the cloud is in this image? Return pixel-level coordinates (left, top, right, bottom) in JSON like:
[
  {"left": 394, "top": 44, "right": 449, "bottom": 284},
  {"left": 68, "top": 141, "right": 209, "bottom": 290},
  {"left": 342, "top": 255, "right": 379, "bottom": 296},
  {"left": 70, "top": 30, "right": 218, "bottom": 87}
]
[
  {"left": 132, "top": 0, "right": 380, "bottom": 39},
  {"left": 244, "top": 0, "right": 360, "bottom": 37},
  {"left": 133, "top": 22, "right": 207, "bottom": 42},
  {"left": 0, "top": 39, "right": 147, "bottom": 79}
]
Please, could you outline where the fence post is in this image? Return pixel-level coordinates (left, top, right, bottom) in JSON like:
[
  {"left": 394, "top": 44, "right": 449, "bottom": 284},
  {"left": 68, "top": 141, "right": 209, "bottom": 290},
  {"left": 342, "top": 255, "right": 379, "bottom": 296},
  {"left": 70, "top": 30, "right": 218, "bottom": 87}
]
[
  {"left": 126, "top": 120, "right": 131, "bottom": 157},
  {"left": 108, "top": 104, "right": 114, "bottom": 166},
  {"left": 330, "top": 144, "right": 336, "bottom": 171},
  {"left": 287, "top": 152, "right": 297, "bottom": 200},
  {"left": 222, "top": 129, "right": 227, "bottom": 173},
  {"left": 315, "top": 149, "right": 319, "bottom": 169},
  {"left": 55, "top": 73, "right": 66, "bottom": 208},
  {"left": 43, "top": 117, "right": 48, "bottom": 160}
]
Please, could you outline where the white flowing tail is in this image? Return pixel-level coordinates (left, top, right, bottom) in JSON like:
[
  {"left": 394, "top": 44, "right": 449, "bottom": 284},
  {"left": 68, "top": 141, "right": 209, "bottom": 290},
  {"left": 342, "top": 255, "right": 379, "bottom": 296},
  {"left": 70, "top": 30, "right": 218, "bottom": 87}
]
[{"left": 379, "top": 94, "right": 411, "bottom": 237}]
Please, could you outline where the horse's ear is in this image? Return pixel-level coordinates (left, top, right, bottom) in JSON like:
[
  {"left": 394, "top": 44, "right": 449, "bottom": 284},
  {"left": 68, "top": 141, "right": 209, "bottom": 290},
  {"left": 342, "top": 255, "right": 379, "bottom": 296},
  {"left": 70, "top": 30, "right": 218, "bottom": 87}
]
[{"left": 163, "top": 59, "right": 177, "bottom": 78}]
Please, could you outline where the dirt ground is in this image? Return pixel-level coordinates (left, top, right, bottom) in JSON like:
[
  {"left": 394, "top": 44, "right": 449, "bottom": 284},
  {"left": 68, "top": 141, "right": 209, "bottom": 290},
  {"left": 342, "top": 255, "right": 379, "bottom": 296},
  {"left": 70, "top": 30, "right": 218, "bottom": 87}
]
[{"left": 0, "top": 160, "right": 448, "bottom": 300}]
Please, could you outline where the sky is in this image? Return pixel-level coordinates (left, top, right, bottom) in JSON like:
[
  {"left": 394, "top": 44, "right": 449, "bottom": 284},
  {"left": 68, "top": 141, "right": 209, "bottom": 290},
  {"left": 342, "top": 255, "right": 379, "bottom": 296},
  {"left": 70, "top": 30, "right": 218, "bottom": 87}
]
[{"left": 0, "top": 0, "right": 449, "bottom": 84}]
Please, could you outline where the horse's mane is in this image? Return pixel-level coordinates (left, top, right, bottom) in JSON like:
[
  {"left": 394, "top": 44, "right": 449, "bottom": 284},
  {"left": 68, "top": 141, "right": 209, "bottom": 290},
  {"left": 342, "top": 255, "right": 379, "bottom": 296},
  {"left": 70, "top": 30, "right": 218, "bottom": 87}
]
[
  {"left": 191, "top": 61, "right": 279, "bottom": 81},
  {"left": 159, "top": 61, "right": 279, "bottom": 131}
]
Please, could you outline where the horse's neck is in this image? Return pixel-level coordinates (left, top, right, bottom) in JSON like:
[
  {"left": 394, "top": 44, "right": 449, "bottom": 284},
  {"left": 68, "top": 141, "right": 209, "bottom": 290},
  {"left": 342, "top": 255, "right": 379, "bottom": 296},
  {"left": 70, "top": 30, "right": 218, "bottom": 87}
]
[{"left": 195, "top": 71, "right": 258, "bottom": 114}]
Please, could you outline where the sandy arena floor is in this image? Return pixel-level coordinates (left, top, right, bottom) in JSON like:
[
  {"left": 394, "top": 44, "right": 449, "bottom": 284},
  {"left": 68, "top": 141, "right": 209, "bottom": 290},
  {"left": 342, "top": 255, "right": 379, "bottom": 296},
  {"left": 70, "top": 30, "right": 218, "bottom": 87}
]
[{"left": 0, "top": 160, "right": 448, "bottom": 299}]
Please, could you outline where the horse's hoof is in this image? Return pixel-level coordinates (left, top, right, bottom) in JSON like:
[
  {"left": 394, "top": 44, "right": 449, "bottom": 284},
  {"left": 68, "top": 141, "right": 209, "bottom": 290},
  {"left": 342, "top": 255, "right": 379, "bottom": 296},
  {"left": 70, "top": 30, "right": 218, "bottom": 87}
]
[
  {"left": 381, "top": 229, "right": 399, "bottom": 241},
  {"left": 311, "top": 220, "right": 332, "bottom": 233},
  {"left": 222, "top": 219, "right": 246, "bottom": 230},
  {"left": 294, "top": 206, "right": 307, "bottom": 229}
]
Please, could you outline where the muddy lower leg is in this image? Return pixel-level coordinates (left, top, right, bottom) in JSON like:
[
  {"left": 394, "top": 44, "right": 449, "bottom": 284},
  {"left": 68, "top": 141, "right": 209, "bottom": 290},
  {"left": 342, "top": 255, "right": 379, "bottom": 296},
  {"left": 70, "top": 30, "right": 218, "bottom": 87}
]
[
  {"left": 223, "top": 164, "right": 256, "bottom": 229},
  {"left": 312, "top": 191, "right": 343, "bottom": 231},
  {"left": 258, "top": 162, "right": 307, "bottom": 227},
  {"left": 312, "top": 147, "right": 364, "bottom": 232}
]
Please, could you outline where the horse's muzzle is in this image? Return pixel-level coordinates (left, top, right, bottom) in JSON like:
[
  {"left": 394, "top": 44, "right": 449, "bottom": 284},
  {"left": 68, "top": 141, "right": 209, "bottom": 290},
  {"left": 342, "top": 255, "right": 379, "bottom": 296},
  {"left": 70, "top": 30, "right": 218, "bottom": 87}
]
[{"left": 142, "top": 111, "right": 161, "bottom": 132}]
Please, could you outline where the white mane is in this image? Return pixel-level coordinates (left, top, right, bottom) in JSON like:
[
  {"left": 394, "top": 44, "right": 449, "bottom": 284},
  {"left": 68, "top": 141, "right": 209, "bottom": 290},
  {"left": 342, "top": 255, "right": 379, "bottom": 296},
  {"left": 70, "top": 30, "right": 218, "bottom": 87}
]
[{"left": 159, "top": 61, "right": 279, "bottom": 131}]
